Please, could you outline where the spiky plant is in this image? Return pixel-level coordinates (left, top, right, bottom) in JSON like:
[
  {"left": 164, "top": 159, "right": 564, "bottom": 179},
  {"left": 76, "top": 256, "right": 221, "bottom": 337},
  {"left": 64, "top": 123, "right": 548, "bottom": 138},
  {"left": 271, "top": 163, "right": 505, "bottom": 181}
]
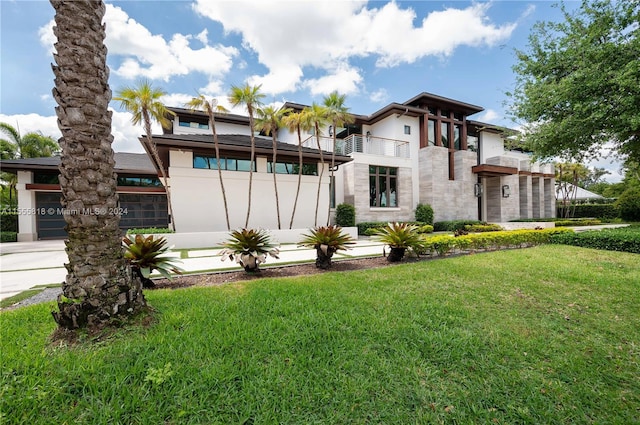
[
  {"left": 298, "top": 225, "right": 355, "bottom": 269},
  {"left": 220, "top": 228, "right": 280, "bottom": 272},
  {"left": 123, "top": 234, "right": 184, "bottom": 288},
  {"left": 372, "top": 222, "right": 425, "bottom": 262}
]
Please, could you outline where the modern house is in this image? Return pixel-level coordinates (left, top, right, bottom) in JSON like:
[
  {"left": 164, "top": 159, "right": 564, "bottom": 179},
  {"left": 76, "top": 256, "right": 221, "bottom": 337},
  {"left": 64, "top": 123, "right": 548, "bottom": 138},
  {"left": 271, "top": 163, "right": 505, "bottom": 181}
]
[{"left": 1, "top": 90, "right": 555, "bottom": 241}]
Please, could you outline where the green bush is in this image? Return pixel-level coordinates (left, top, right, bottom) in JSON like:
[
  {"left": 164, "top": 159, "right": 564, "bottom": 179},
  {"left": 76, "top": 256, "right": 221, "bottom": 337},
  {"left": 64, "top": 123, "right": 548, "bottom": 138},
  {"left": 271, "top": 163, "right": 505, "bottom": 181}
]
[
  {"left": 416, "top": 224, "right": 434, "bottom": 234},
  {"left": 433, "top": 220, "right": 484, "bottom": 232},
  {"left": 335, "top": 203, "right": 356, "bottom": 227},
  {"left": 358, "top": 221, "right": 426, "bottom": 235},
  {"left": 550, "top": 225, "right": 640, "bottom": 254},
  {"left": 414, "top": 204, "right": 434, "bottom": 225},
  {"left": 422, "top": 228, "right": 573, "bottom": 256},
  {"left": 299, "top": 225, "right": 356, "bottom": 269},
  {"left": 123, "top": 234, "right": 184, "bottom": 287},
  {"left": 1, "top": 231, "right": 17, "bottom": 242},
  {"left": 554, "top": 218, "right": 602, "bottom": 227},
  {"left": 556, "top": 204, "right": 619, "bottom": 220},
  {"left": 220, "top": 228, "right": 280, "bottom": 272},
  {"left": 0, "top": 211, "right": 18, "bottom": 232},
  {"left": 126, "top": 227, "right": 174, "bottom": 234},
  {"left": 465, "top": 224, "right": 503, "bottom": 233},
  {"left": 615, "top": 188, "right": 640, "bottom": 221}
]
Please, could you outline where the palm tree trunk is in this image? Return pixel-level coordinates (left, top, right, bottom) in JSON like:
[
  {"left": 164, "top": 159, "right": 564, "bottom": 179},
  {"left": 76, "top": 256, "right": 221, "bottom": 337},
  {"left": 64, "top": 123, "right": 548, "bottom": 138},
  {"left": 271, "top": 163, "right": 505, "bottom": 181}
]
[
  {"left": 314, "top": 123, "right": 325, "bottom": 226},
  {"left": 142, "top": 109, "right": 176, "bottom": 232},
  {"left": 210, "top": 114, "right": 230, "bottom": 230},
  {"left": 245, "top": 110, "right": 255, "bottom": 228},
  {"left": 50, "top": 0, "right": 145, "bottom": 330},
  {"left": 272, "top": 133, "right": 281, "bottom": 229},
  {"left": 327, "top": 120, "right": 337, "bottom": 226},
  {"left": 289, "top": 126, "right": 303, "bottom": 229}
]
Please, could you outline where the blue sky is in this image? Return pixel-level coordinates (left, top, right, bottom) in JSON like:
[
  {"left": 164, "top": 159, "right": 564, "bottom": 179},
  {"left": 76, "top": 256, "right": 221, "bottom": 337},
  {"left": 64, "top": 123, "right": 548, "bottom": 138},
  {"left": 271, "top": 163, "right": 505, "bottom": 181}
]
[{"left": 0, "top": 0, "right": 623, "bottom": 181}]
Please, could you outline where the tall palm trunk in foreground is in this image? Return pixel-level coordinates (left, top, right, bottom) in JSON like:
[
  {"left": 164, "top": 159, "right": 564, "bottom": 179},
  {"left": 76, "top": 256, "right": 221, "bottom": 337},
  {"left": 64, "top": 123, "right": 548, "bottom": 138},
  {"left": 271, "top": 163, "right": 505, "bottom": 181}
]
[
  {"left": 50, "top": 0, "right": 145, "bottom": 329},
  {"left": 282, "top": 111, "right": 309, "bottom": 229}
]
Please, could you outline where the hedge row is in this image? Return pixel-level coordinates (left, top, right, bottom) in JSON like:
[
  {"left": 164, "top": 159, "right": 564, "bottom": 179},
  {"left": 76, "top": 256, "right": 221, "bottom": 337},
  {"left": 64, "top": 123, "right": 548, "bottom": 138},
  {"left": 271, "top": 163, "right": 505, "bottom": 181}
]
[
  {"left": 357, "top": 221, "right": 428, "bottom": 235},
  {"left": 549, "top": 226, "right": 640, "bottom": 254},
  {"left": 126, "top": 227, "right": 174, "bottom": 235},
  {"left": 420, "top": 228, "right": 573, "bottom": 256},
  {"left": 1, "top": 232, "right": 17, "bottom": 243},
  {"left": 554, "top": 218, "right": 602, "bottom": 227},
  {"left": 1, "top": 213, "right": 18, "bottom": 232},
  {"left": 556, "top": 204, "right": 619, "bottom": 219},
  {"left": 433, "top": 220, "right": 484, "bottom": 232},
  {"left": 464, "top": 224, "right": 503, "bottom": 233}
]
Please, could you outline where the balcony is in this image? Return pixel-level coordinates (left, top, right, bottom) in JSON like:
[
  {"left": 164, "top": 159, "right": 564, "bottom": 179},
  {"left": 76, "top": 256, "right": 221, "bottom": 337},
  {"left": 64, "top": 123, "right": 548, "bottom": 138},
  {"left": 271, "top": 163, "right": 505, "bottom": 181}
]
[{"left": 302, "top": 134, "right": 410, "bottom": 158}]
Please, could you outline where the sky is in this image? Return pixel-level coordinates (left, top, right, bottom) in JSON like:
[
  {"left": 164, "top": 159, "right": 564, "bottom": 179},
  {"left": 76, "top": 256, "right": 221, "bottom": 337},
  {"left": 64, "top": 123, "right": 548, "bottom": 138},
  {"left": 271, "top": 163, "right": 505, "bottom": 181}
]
[{"left": 0, "top": 0, "right": 624, "bottom": 182}]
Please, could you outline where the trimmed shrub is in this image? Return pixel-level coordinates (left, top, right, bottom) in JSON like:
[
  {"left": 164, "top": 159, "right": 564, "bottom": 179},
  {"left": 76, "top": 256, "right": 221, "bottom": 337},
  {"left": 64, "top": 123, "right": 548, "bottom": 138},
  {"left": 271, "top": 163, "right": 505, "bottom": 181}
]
[
  {"left": 433, "top": 220, "right": 484, "bottom": 232},
  {"left": 556, "top": 203, "right": 619, "bottom": 220},
  {"left": 615, "top": 188, "right": 640, "bottom": 221},
  {"left": 464, "top": 224, "right": 503, "bottom": 233},
  {"left": 1, "top": 231, "right": 17, "bottom": 242},
  {"left": 415, "top": 203, "right": 434, "bottom": 225},
  {"left": 358, "top": 221, "right": 426, "bottom": 235},
  {"left": 416, "top": 224, "right": 434, "bottom": 234},
  {"left": 422, "top": 228, "right": 573, "bottom": 256},
  {"left": 554, "top": 218, "right": 602, "bottom": 227},
  {"left": 550, "top": 225, "right": 640, "bottom": 254},
  {"left": 126, "top": 227, "right": 174, "bottom": 234},
  {"left": 335, "top": 203, "right": 356, "bottom": 227}
]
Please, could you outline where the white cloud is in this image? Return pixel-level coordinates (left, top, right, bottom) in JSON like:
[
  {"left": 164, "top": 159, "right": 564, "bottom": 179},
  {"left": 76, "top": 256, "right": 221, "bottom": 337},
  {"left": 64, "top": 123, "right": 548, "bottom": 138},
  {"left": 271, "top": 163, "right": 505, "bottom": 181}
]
[
  {"left": 38, "top": 4, "right": 239, "bottom": 82},
  {"left": 369, "top": 88, "right": 389, "bottom": 103},
  {"left": 303, "top": 65, "right": 363, "bottom": 96},
  {"left": 476, "top": 109, "right": 501, "bottom": 123},
  {"left": 193, "top": 0, "right": 517, "bottom": 96},
  {"left": 0, "top": 112, "right": 146, "bottom": 154}
]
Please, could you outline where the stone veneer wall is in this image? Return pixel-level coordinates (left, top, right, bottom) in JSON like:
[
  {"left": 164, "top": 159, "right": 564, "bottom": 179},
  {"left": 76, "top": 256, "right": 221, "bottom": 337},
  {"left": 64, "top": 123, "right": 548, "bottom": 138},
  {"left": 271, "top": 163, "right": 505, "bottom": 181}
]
[
  {"left": 418, "top": 146, "right": 478, "bottom": 222},
  {"left": 345, "top": 162, "right": 413, "bottom": 223}
]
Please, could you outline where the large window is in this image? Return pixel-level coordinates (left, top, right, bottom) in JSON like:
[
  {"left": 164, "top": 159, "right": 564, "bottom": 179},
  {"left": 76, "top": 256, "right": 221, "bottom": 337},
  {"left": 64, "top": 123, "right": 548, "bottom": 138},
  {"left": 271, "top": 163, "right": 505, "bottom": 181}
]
[
  {"left": 369, "top": 165, "right": 397, "bottom": 207},
  {"left": 267, "top": 161, "right": 317, "bottom": 175},
  {"left": 194, "top": 155, "right": 254, "bottom": 172},
  {"left": 440, "top": 122, "right": 449, "bottom": 148},
  {"left": 179, "top": 119, "right": 209, "bottom": 130},
  {"left": 117, "top": 176, "right": 163, "bottom": 187},
  {"left": 454, "top": 125, "right": 462, "bottom": 150}
]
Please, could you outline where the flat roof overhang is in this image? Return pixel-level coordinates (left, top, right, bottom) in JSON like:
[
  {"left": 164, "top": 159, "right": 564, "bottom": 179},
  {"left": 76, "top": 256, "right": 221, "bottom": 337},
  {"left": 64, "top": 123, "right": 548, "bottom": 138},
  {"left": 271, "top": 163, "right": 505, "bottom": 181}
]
[{"left": 472, "top": 164, "right": 519, "bottom": 177}]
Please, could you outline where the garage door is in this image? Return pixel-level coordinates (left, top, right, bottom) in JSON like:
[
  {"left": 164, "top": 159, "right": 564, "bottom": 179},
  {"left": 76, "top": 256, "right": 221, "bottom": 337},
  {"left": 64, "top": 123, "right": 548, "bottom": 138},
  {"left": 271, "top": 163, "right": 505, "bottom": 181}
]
[{"left": 35, "top": 192, "right": 66, "bottom": 239}]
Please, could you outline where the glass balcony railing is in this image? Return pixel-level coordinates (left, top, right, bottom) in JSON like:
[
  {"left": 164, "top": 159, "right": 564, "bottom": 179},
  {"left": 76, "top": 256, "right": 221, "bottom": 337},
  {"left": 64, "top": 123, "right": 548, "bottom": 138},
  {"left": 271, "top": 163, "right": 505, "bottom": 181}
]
[{"left": 302, "top": 134, "right": 410, "bottom": 158}]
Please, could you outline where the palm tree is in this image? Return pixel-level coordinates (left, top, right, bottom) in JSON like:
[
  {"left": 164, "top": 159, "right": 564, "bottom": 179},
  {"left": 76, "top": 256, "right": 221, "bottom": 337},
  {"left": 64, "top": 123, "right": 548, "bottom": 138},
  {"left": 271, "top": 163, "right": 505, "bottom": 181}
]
[
  {"left": 49, "top": 0, "right": 145, "bottom": 330},
  {"left": 0, "top": 122, "right": 59, "bottom": 159},
  {"left": 282, "top": 111, "right": 311, "bottom": 229},
  {"left": 185, "top": 95, "right": 231, "bottom": 230},
  {"left": 1, "top": 122, "right": 59, "bottom": 205},
  {"left": 228, "top": 84, "right": 265, "bottom": 228},
  {"left": 256, "top": 105, "right": 292, "bottom": 229},
  {"left": 322, "top": 92, "right": 354, "bottom": 225},
  {"left": 304, "top": 103, "right": 329, "bottom": 226},
  {"left": 114, "top": 80, "right": 176, "bottom": 231}
]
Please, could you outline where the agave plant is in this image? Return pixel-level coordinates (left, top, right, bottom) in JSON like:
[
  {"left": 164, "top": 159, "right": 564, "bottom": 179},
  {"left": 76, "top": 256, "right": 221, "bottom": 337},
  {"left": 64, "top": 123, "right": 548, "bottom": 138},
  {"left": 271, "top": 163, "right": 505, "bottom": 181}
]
[
  {"left": 220, "top": 228, "right": 280, "bottom": 272},
  {"left": 298, "top": 225, "right": 356, "bottom": 269},
  {"left": 372, "top": 222, "right": 425, "bottom": 262},
  {"left": 123, "top": 234, "right": 184, "bottom": 288}
]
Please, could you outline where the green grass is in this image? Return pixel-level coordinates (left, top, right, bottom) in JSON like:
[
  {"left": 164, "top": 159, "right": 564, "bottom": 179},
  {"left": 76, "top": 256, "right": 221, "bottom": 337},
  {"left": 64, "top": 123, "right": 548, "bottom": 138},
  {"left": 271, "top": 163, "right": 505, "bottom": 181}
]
[{"left": 1, "top": 245, "right": 639, "bottom": 424}]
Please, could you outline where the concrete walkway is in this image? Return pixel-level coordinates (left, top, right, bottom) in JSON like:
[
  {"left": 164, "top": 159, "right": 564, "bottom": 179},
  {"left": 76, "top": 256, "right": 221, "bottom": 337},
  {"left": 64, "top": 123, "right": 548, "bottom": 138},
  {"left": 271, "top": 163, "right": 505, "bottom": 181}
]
[{"left": 0, "top": 238, "right": 386, "bottom": 301}]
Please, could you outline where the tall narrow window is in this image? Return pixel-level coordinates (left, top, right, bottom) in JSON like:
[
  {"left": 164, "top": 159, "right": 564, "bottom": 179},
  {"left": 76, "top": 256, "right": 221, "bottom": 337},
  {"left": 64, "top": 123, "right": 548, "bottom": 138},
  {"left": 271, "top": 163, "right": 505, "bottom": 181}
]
[
  {"left": 454, "top": 125, "right": 461, "bottom": 150},
  {"left": 369, "top": 165, "right": 398, "bottom": 207},
  {"left": 440, "top": 122, "right": 449, "bottom": 148},
  {"left": 404, "top": 125, "right": 411, "bottom": 135},
  {"left": 428, "top": 119, "right": 436, "bottom": 146}
]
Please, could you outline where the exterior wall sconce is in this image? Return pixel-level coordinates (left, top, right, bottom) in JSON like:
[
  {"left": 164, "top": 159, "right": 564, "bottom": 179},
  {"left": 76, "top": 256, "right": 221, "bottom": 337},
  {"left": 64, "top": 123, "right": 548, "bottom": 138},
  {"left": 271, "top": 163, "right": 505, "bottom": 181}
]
[
  {"left": 474, "top": 183, "right": 483, "bottom": 197},
  {"left": 502, "top": 184, "right": 511, "bottom": 198}
]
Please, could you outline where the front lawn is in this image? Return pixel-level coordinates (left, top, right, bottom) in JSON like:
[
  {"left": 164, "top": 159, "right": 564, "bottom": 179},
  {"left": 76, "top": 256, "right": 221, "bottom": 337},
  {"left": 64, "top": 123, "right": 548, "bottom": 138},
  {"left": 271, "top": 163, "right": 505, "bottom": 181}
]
[{"left": 1, "top": 245, "right": 638, "bottom": 424}]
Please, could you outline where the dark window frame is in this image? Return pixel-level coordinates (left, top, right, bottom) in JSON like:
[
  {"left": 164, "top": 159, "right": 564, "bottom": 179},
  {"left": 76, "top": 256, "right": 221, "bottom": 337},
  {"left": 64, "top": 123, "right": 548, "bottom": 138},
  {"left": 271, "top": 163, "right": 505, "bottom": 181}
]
[{"left": 369, "top": 165, "right": 398, "bottom": 208}]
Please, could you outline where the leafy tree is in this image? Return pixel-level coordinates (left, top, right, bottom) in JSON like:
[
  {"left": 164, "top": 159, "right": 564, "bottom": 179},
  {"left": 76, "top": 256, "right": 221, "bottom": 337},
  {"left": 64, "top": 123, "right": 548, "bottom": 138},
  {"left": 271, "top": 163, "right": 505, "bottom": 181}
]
[
  {"left": 282, "top": 111, "right": 311, "bottom": 229},
  {"left": 322, "top": 92, "right": 354, "bottom": 225},
  {"left": 114, "top": 80, "right": 176, "bottom": 231},
  {"left": 185, "top": 95, "right": 231, "bottom": 230},
  {"left": 1, "top": 122, "right": 59, "bottom": 206},
  {"left": 50, "top": 0, "right": 146, "bottom": 329},
  {"left": 0, "top": 122, "right": 59, "bottom": 159},
  {"left": 256, "top": 105, "right": 292, "bottom": 229},
  {"left": 229, "top": 84, "right": 265, "bottom": 228},
  {"left": 509, "top": 0, "right": 640, "bottom": 162},
  {"left": 303, "top": 103, "right": 329, "bottom": 226},
  {"left": 556, "top": 162, "right": 590, "bottom": 217}
]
